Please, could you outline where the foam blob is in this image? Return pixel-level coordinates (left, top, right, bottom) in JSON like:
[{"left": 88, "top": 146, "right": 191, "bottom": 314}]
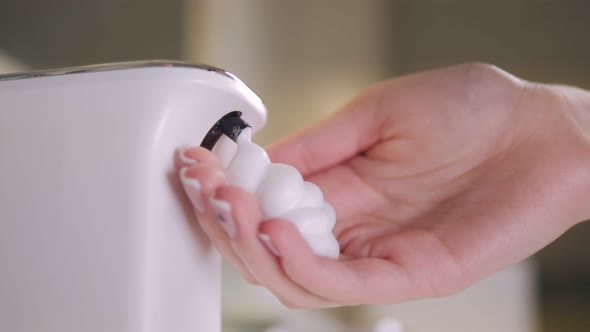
[
  {"left": 212, "top": 129, "right": 340, "bottom": 258},
  {"left": 225, "top": 129, "right": 270, "bottom": 193}
]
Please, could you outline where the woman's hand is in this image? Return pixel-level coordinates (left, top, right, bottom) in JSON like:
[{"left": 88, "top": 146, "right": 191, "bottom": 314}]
[{"left": 179, "top": 63, "right": 590, "bottom": 308}]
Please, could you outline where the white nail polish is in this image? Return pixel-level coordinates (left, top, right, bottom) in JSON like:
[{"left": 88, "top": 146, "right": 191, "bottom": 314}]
[
  {"left": 258, "top": 233, "right": 280, "bottom": 256},
  {"left": 179, "top": 167, "right": 205, "bottom": 213},
  {"left": 179, "top": 148, "right": 198, "bottom": 165},
  {"left": 209, "top": 197, "right": 236, "bottom": 238}
]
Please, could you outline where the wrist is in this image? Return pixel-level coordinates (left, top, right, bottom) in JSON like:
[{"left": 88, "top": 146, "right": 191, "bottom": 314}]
[
  {"left": 552, "top": 84, "right": 590, "bottom": 224},
  {"left": 561, "top": 85, "right": 590, "bottom": 139},
  {"left": 576, "top": 92, "right": 590, "bottom": 224}
]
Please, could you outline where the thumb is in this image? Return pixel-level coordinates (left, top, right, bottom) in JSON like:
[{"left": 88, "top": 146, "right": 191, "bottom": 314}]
[{"left": 265, "top": 85, "right": 386, "bottom": 177}]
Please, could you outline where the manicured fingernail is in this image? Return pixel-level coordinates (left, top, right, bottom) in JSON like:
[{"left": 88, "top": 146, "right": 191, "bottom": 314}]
[
  {"left": 258, "top": 233, "right": 280, "bottom": 256},
  {"left": 210, "top": 196, "right": 236, "bottom": 238},
  {"left": 179, "top": 167, "right": 205, "bottom": 213},
  {"left": 179, "top": 148, "right": 198, "bottom": 165}
]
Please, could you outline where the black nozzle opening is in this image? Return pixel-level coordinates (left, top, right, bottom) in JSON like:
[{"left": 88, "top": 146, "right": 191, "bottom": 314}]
[{"left": 200, "top": 111, "right": 251, "bottom": 150}]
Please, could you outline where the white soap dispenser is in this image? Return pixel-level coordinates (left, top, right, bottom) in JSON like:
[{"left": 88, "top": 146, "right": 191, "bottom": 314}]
[{"left": 0, "top": 61, "right": 267, "bottom": 332}]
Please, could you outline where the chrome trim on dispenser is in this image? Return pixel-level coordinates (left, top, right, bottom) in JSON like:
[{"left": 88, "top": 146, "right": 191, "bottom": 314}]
[{"left": 0, "top": 60, "right": 237, "bottom": 82}]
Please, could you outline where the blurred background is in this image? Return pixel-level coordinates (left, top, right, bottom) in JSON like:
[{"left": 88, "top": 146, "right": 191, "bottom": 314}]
[{"left": 1, "top": 1, "right": 588, "bottom": 331}]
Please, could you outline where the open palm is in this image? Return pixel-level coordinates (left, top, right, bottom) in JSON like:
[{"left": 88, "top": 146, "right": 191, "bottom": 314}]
[{"left": 180, "top": 63, "right": 590, "bottom": 308}]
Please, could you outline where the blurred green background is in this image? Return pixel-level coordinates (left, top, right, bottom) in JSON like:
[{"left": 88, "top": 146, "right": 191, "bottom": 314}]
[{"left": 1, "top": 1, "right": 588, "bottom": 331}]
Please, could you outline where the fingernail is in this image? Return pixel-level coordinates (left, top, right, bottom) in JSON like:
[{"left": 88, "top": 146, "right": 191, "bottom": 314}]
[
  {"left": 210, "top": 196, "right": 236, "bottom": 238},
  {"left": 179, "top": 167, "right": 205, "bottom": 213},
  {"left": 258, "top": 233, "right": 280, "bottom": 256},
  {"left": 179, "top": 148, "right": 198, "bottom": 165}
]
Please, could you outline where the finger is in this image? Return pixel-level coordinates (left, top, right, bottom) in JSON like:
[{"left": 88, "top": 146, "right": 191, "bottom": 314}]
[
  {"left": 180, "top": 165, "right": 225, "bottom": 212},
  {"left": 210, "top": 186, "right": 336, "bottom": 308},
  {"left": 179, "top": 164, "right": 259, "bottom": 285},
  {"left": 178, "top": 146, "right": 223, "bottom": 168},
  {"left": 265, "top": 86, "right": 384, "bottom": 177},
  {"left": 259, "top": 220, "right": 426, "bottom": 306}
]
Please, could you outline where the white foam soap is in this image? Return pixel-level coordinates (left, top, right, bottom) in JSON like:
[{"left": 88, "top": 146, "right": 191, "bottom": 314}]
[{"left": 214, "top": 127, "right": 340, "bottom": 259}]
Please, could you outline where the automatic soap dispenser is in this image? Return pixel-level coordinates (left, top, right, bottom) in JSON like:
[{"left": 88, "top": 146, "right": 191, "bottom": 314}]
[{"left": 0, "top": 61, "right": 267, "bottom": 332}]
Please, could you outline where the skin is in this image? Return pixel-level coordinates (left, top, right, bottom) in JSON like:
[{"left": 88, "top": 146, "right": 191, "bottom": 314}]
[{"left": 179, "top": 63, "right": 590, "bottom": 308}]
